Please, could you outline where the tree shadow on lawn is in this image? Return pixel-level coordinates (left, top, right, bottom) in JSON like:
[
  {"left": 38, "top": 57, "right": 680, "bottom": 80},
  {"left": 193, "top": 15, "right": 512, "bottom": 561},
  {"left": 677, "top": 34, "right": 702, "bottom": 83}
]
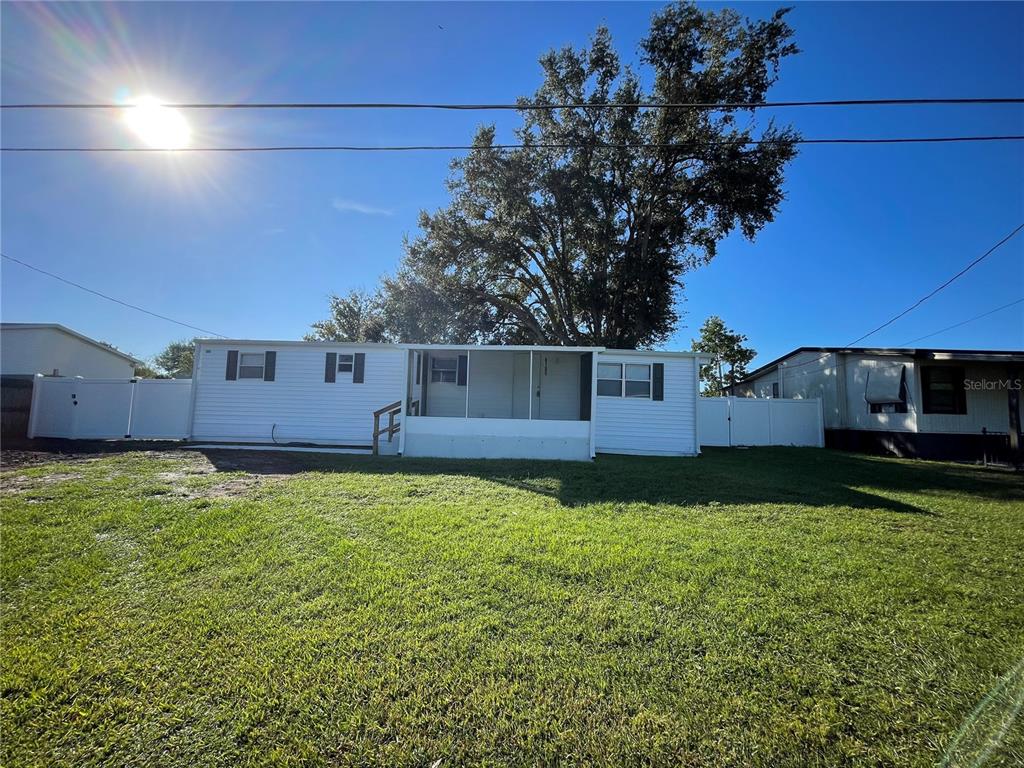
[{"left": 197, "top": 447, "right": 1024, "bottom": 516}]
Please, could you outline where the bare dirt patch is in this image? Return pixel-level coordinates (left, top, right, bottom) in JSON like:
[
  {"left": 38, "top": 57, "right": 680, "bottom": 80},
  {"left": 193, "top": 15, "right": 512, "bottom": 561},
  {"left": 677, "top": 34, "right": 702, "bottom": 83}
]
[
  {"left": 2, "top": 441, "right": 358, "bottom": 504},
  {"left": 167, "top": 474, "right": 267, "bottom": 500},
  {"left": 1, "top": 440, "right": 194, "bottom": 470},
  {"left": 1, "top": 471, "right": 86, "bottom": 495}
]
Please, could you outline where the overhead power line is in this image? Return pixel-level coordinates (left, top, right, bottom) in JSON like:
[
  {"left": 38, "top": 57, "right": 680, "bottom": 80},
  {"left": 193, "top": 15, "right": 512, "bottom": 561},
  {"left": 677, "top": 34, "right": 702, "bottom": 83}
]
[
  {"left": 746, "top": 295, "right": 1024, "bottom": 379},
  {"left": 897, "top": 298, "right": 1024, "bottom": 346},
  {"left": 846, "top": 223, "right": 1024, "bottom": 346},
  {"left": 3, "top": 97, "right": 1023, "bottom": 111},
  {"left": 1, "top": 252, "right": 227, "bottom": 338},
  {"left": 4, "top": 135, "right": 1024, "bottom": 153}
]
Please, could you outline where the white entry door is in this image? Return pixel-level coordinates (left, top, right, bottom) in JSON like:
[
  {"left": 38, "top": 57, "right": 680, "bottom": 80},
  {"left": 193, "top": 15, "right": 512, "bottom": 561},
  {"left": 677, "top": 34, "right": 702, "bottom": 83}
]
[
  {"left": 537, "top": 352, "right": 580, "bottom": 421},
  {"left": 512, "top": 352, "right": 531, "bottom": 419}
]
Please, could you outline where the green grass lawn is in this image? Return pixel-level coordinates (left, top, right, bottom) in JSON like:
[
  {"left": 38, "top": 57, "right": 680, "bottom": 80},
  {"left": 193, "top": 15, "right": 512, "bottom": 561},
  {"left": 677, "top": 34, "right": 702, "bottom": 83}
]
[{"left": 2, "top": 447, "right": 1023, "bottom": 767}]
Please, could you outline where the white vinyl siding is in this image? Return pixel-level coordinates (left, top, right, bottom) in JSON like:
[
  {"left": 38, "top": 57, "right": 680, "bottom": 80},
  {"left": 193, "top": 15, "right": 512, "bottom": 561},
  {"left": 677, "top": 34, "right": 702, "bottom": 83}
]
[
  {"left": 595, "top": 354, "right": 697, "bottom": 456},
  {"left": 191, "top": 344, "right": 404, "bottom": 445}
]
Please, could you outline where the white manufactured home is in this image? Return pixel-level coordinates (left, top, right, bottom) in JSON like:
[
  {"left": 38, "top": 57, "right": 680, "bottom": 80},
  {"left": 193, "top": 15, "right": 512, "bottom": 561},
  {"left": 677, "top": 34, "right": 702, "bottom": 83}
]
[
  {"left": 187, "top": 340, "right": 707, "bottom": 460},
  {"left": 729, "top": 346, "right": 1023, "bottom": 463}
]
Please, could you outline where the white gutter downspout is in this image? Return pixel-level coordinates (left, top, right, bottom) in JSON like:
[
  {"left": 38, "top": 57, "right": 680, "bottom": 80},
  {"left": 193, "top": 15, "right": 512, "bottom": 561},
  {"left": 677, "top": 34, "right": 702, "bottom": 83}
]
[
  {"left": 398, "top": 348, "right": 410, "bottom": 456},
  {"left": 528, "top": 351, "right": 534, "bottom": 420},
  {"left": 693, "top": 355, "right": 704, "bottom": 455},
  {"left": 589, "top": 349, "right": 600, "bottom": 459},
  {"left": 464, "top": 349, "right": 471, "bottom": 418}
]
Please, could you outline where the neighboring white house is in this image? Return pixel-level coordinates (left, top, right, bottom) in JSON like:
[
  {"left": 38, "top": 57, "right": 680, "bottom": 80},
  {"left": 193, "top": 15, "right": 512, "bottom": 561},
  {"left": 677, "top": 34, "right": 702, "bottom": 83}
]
[
  {"left": 0, "top": 323, "right": 139, "bottom": 379},
  {"left": 728, "top": 346, "right": 1023, "bottom": 463},
  {"left": 188, "top": 339, "right": 707, "bottom": 460}
]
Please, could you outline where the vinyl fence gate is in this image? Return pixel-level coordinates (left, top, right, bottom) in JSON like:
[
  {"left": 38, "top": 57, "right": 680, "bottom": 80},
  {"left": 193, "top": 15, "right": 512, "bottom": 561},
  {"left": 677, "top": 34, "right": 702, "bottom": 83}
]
[
  {"left": 698, "top": 396, "right": 824, "bottom": 448},
  {"left": 27, "top": 376, "right": 193, "bottom": 440}
]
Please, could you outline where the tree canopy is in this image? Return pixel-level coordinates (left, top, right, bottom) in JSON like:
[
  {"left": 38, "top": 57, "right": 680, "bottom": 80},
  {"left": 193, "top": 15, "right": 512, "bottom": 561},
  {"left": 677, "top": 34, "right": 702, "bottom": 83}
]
[
  {"left": 154, "top": 340, "right": 195, "bottom": 379},
  {"left": 691, "top": 315, "right": 756, "bottom": 396},
  {"left": 311, "top": 3, "right": 799, "bottom": 347}
]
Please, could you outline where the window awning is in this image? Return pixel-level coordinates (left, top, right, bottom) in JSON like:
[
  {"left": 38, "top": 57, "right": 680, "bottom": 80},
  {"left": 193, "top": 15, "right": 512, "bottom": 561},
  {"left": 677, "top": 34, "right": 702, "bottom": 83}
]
[{"left": 865, "top": 365, "right": 906, "bottom": 404}]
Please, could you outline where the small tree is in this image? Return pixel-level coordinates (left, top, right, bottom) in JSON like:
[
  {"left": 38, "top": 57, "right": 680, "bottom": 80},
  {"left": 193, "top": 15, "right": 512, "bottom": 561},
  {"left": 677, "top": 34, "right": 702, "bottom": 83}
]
[
  {"left": 155, "top": 339, "right": 195, "bottom": 378},
  {"left": 692, "top": 316, "right": 756, "bottom": 396},
  {"left": 133, "top": 362, "right": 164, "bottom": 378}
]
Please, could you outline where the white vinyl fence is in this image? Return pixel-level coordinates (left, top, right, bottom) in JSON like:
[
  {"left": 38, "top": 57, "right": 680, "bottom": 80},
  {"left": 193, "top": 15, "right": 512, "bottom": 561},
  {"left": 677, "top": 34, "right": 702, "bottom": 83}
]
[
  {"left": 698, "top": 396, "right": 823, "bottom": 448},
  {"left": 28, "top": 376, "right": 192, "bottom": 440}
]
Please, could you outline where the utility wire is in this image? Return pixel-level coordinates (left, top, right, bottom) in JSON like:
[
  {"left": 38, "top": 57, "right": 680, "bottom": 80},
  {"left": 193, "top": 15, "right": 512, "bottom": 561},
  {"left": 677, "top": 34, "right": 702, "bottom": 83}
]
[
  {"left": 745, "top": 292, "right": 1024, "bottom": 380},
  {"left": 896, "top": 297, "right": 1024, "bottom": 346},
  {"left": 4, "top": 135, "right": 1024, "bottom": 153},
  {"left": 3, "top": 97, "right": 1023, "bottom": 110},
  {"left": 846, "top": 223, "right": 1024, "bottom": 346},
  {"left": 0, "top": 252, "right": 227, "bottom": 338}
]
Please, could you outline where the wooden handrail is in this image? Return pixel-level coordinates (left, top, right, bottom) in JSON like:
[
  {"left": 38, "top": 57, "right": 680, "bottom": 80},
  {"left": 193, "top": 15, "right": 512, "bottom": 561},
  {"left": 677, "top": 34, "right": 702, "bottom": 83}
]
[
  {"left": 372, "top": 400, "right": 403, "bottom": 455},
  {"left": 372, "top": 400, "right": 402, "bottom": 418}
]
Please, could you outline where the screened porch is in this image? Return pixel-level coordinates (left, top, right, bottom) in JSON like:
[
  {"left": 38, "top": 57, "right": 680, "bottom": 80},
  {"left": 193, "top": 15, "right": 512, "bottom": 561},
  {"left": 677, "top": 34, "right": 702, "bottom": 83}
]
[{"left": 398, "top": 345, "right": 599, "bottom": 460}]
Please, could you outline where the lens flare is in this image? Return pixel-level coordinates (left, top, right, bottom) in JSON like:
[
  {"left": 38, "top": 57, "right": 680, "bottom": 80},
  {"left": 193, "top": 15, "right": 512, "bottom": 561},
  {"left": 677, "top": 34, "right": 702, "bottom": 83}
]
[{"left": 122, "top": 96, "right": 191, "bottom": 150}]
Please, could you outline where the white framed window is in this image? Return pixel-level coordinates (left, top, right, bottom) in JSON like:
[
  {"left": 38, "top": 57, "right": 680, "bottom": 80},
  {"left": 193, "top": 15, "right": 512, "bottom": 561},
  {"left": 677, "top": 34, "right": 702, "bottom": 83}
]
[
  {"left": 238, "top": 352, "right": 266, "bottom": 380},
  {"left": 597, "top": 362, "right": 652, "bottom": 398},
  {"left": 597, "top": 362, "right": 623, "bottom": 396},
  {"left": 431, "top": 356, "right": 458, "bottom": 383},
  {"left": 625, "top": 364, "right": 651, "bottom": 398},
  {"left": 338, "top": 354, "right": 354, "bottom": 374}
]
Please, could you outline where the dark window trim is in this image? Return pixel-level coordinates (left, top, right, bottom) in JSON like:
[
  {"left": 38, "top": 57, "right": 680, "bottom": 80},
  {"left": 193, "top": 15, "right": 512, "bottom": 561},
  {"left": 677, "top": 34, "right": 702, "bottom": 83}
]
[{"left": 921, "top": 365, "right": 967, "bottom": 415}]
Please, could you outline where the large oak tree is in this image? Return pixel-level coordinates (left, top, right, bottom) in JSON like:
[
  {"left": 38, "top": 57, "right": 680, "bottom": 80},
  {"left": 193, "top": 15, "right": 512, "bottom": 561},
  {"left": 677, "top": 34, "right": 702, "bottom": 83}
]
[{"left": 311, "top": 3, "right": 799, "bottom": 347}]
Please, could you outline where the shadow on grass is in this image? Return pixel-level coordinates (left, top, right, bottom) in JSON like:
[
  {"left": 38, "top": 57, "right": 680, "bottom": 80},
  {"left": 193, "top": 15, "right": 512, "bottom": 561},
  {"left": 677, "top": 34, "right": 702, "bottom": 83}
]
[
  {"left": 7, "top": 439, "right": 1019, "bottom": 516},
  {"left": 195, "top": 446, "right": 1024, "bottom": 516}
]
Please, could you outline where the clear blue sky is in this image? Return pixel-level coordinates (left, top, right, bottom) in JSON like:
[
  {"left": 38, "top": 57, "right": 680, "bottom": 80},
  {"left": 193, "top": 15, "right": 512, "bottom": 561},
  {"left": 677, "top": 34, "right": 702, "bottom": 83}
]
[{"left": 2, "top": 1, "right": 1022, "bottom": 367}]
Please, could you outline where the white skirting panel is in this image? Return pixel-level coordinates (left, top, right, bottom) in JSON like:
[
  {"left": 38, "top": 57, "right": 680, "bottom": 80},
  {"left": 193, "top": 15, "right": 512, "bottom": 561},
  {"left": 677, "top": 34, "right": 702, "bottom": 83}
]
[{"left": 403, "top": 416, "right": 591, "bottom": 461}]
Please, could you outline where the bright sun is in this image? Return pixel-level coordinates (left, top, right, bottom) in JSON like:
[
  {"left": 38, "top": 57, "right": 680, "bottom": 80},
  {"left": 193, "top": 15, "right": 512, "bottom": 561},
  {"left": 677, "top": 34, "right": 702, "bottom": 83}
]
[{"left": 123, "top": 96, "right": 191, "bottom": 150}]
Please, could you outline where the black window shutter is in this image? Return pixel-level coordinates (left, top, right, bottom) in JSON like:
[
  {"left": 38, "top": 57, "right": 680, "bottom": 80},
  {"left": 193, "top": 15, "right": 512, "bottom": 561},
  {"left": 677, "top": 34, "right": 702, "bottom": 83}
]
[
  {"left": 415, "top": 353, "right": 421, "bottom": 385},
  {"left": 225, "top": 350, "right": 238, "bottom": 380},
  {"left": 324, "top": 352, "right": 337, "bottom": 383},
  {"left": 264, "top": 351, "right": 276, "bottom": 381},
  {"left": 353, "top": 353, "right": 365, "bottom": 383},
  {"left": 652, "top": 363, "right": 664, "bottom": 401},
  {"left": 457, "top": 354, "right": 468, "bottom": 386},
  {"left": 579, "top": 352, "right": 593, "bottom": 420}
]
